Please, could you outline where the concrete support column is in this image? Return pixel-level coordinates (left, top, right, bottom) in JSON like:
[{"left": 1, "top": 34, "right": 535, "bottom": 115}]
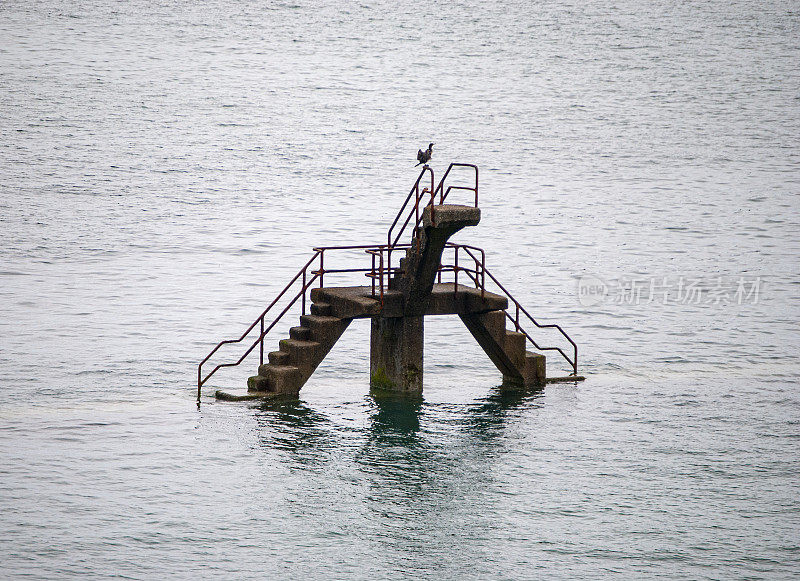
[{"left": 370, "top": 316, "right": 424, "bottom": 393}]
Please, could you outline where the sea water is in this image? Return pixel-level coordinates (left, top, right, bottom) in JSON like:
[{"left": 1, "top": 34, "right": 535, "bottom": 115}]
[{"left": 1, "top": 1, "right": 798, "bottom": 578}]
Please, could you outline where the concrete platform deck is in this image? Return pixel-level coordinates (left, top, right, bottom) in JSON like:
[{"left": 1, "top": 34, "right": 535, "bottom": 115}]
[{"left": 310, "top": 283, "right": 508, "bottom": 319}]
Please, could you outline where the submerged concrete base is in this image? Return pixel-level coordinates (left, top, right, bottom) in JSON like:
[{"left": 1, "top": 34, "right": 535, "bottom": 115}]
[
  {"left": 370, "top": 315, "right": 424, "bottom": 392},
  {"left": 215, "top": 389, "right": 279, "bottom": 401},
  {"left": 546, "top": 375, "right": 586, "bottom": 383}
]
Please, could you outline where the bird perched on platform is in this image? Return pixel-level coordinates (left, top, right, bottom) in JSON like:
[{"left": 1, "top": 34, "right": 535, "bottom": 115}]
[{"left": 415, "top": 143, "right": 434, "bottom": 166}]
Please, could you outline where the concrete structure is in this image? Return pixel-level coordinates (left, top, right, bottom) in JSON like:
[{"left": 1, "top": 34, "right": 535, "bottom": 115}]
[
  {"left": 205, "top": 163, "right": 581, "bottom": 403},
  {"left": 217, "top": 204, "right": 554, "bottom": 401}
]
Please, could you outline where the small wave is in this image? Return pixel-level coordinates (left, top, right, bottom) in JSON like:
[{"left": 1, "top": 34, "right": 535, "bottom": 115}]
[
  {"left": 234, "top": 248, "right": 267, "bottom": 254},
  {"left": 172, "top": 199, "right": 211, "bottom": 205}
]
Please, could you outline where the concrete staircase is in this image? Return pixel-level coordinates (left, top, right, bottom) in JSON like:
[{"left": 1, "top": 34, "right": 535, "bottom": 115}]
[
  {"left": 246, "top": 301, "right": 352, "bottom": 396},
  {"left": 460, "top": 309, "right": 546, "bottom": 389},
  {"left": 391, "top": 204, "right": 481, "bottom": 316}
]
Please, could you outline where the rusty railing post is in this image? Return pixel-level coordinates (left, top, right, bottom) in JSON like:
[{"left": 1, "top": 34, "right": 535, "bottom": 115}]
[
  {"left": 415, "top": 186, "right": 421, "bottom": 254},
  {"left": 379, "top": 250, "right": 384, "bottom": 306},
  {"left": 430, "top": 186, "right": 436, "bottom": 227},
  {"left": 302, "top": 270, "right": 306, "bottom": 315},
  {"left": 481, "top": 251, "right": 485, "bottom": 300},
  {"left": 474, "top": 165, "right": 479, "bottom": 207},
  {"left": 319, "top": 250, "right": 324, "bottom": 288},
  {"left": 454, "top": 246, "right": 459, "bottom": 297},
  {"left": 371, "top": 252, "right": 376, "bottom": 297},
  {"left": 259, "top": 316, "right": 264, "bottom": 366}
]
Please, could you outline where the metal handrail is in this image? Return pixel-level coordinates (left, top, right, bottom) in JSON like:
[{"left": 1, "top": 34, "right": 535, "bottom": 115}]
[
  {"left": 417, "top": 242, "right": 577, "bottom": 375},
  {"left": 197, "top": 250, "right": 321, "bottom": 398},
  {"left": 197, "top": 273, "right": 321, "bottom": 401},
  {"left": 386, "top": 163, "right": 478, "bottom": 250},
  {"left": 365, "top": 248, "right": 385, "bottom": 304},
  {"left": 415, "top": 162, "right": 478, "bottom": 231},
  {"left": 387, "top": 166, "right": 434, "bottom": 249},
  {"left": 382, "top": 163, "right": 479, "bottom": 285},
  {"left": 461, "top": 247, "right": 577, "bottom": 375},
  {"left": 434, "top": 163, "right": 478, "bottom": 207},
  {"left": 423, "top": 241, "right": 577, "bottom": 374},
  {"left": 197, "top": 243, "right": 407, "bottom": 399}
]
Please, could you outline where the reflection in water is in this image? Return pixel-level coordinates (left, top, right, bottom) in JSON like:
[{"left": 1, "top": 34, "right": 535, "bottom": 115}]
[
  {"left": 251, "top": 399, "right": 337, "bottom": 470},
  {"left": 244, "top": 388, "right": 551, "bottom": 572},
  {"left": 247, "top": 387, "right": 547, "bottom": 529},
  {"left": 352, "top": 388, "right": 547, "bottom": 571},
  {"left": 356, "top": 392, "right": 429, "bottom": 499},
  {"left": 365, "top": 390, "right": 423, "bottom": 439},
  {"left": 463, "top": 386, "right": 545, "bottom": 441},
  {"left": 247, "top": 388, "right": 545, "bottom": 475}
]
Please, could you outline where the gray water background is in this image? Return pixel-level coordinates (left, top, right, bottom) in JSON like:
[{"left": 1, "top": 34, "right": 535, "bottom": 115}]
[{"left": 1, "top": 0, "right": 799, "bottom": 578}]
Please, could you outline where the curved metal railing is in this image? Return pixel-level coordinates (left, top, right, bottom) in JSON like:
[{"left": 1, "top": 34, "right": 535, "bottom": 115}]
[
  {"left": 434, "top": 162, "right": 478, "bottom": 206},
  {"left": 460, "top": 246, "right": 578, "bottom": 375},
  {"left": 386, "top": 166, "right": 434, "bottom": 249},
  {"left": 365, "top": 241, "right": 578, "bottom": 376}
]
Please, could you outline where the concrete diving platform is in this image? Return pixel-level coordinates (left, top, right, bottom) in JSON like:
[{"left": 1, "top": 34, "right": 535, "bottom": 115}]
[{"left": 202, "top": 163, "right": 581, "bottom": 404}]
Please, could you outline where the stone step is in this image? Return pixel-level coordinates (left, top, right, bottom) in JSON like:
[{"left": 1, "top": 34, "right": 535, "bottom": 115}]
[
  {"left": 299, "top": 313, "right": 352, "bottom": 353},
  {"left": 279, "top": 338, "right": 321, "bottom": 374},
  {"left": 504, "top": 330, "right": 527, "bottom": 369},
  {"left": 310, "top": 302, "right": 332, "bottom": 316},
  {"left": 524, "top": 351, "right": 546, "bottom": 387},
  {"left": 259, "top": 364, "right": 302, "bottom": 394},
  {"left": 247, "top": 374, "right": 271, "bottom": 393},
  {"left": 268, "top": 350, "right": 290, "bottom": 365},
  {"left": 300, "top": 314, "right": 345, "bottom": 329},
  {"left": 218, "top": 388, "right": 275, "bottom": 401},
  {"left": 289, "top": 326, "right": 312, "bottom": 341}
]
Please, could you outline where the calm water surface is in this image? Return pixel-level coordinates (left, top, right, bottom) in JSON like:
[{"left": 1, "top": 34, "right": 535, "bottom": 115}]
[{"left": 1, "top": 1, "right": 798, "bottom": 578}]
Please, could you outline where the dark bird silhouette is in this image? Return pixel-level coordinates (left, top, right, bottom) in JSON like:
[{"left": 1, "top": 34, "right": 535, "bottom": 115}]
[{"left": 415, "top": 143, "right": 434, "bottom": 166}]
